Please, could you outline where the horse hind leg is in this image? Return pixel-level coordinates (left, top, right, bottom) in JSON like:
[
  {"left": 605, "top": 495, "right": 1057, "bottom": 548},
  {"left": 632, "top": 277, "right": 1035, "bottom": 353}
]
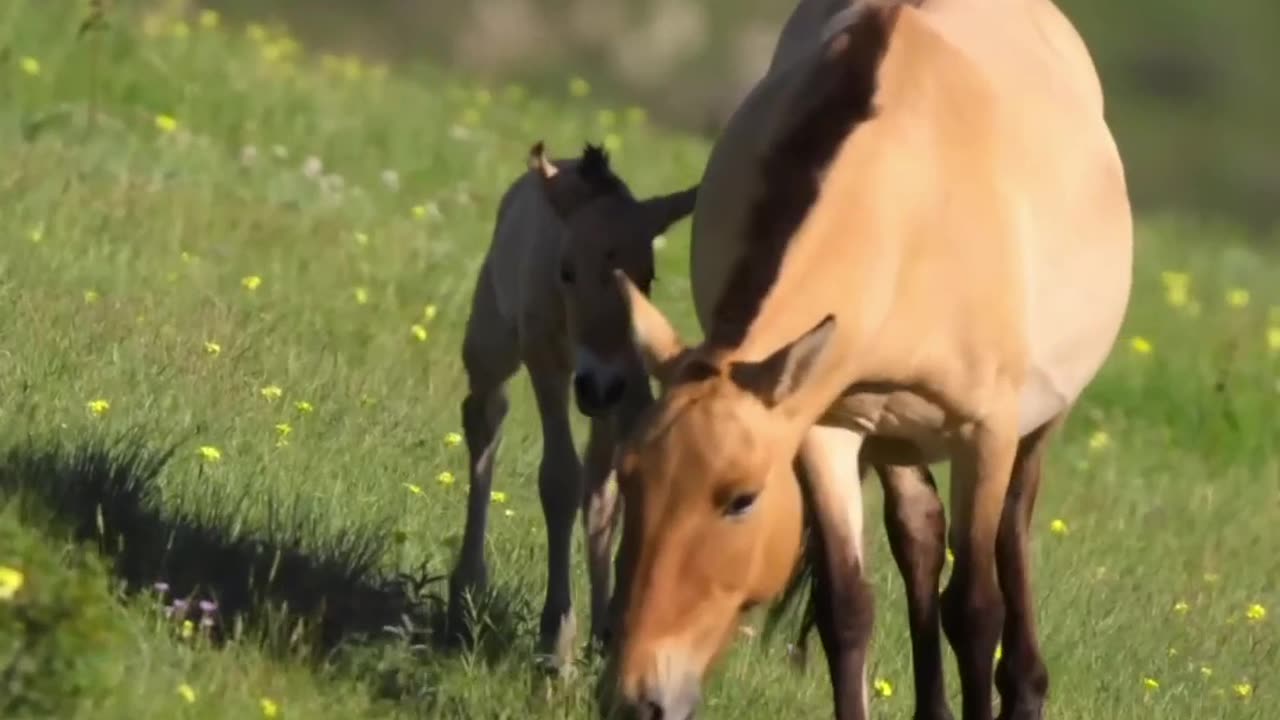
[
  {"left": 994, "top": 414, "right": 1066, "bottom": 720},
  {"left": 878, "top": 463, "right": 954, "bottom": 720},
  {"left": 446, "top": 269, "right": 519, "bottom": 647}
]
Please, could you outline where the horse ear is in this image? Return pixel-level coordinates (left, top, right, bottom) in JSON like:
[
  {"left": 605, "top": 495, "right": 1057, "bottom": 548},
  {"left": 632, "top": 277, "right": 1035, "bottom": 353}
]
[
  {"left": 615, "top": 270, "right": 686, "bottom": 384},
  {"left": 728, "top": 315, "right": 837, "bottom": 407},
  {"left": 529, "top": 141, "right": 573, "bottom": 218},
  {"left": 640, "top": 184, "right": 698, "bottom": 239}
]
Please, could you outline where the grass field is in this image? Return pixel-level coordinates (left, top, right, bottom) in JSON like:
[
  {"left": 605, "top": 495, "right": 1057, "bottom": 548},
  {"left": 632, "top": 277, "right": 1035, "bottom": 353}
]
[{"left": 2, "top": 1, "right": 1278, "bottom": 718}]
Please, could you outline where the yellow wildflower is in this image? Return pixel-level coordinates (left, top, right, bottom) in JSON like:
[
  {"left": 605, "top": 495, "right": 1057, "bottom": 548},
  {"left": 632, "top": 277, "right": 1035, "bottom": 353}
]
[
  {"left": 423, "top": 304, "right": 439, "bottom": 321},
  {"left": 260, "top": 698, "right": 280, "bottom": 718},
  {"left": 1233, "top": 682, "right": 1254, "bottom": 698},
  {"left": 490, "top": 491, "right": 508, "bottom": 503},
  {"left": 274, "top": 423, "right": 292, "bottom": 447},
  {"left": 1200, "top": 666, "right": 1213, "bottom": 678},
  {"left": 0, "top": 566, "right": 25, "bottom": 601},
  {"left": 1172, "top": 600, "right": 1189, "bottom": 615},
  {"left": 354, "top": 231, "right": 370, "bottom": 246},
  {"left": 204, "top": 340, "right": 222, "bottom": 356},
  {"left": 1266, "top": 327, "right": 1280, "bottom": 352},
  {"left": 873, "top": 678, "right": 893, "bottom": 698},
  {"left": 155, "top": 114, "right": 178, "bottom": 133},
  {"left": 84, "top": 290, "right": 100, "bottom": 304},
  {"left": 241, "top": 275, "right": 263, "bottom": 291},
  {"left": 181, "top": 620, "right": 195, "bottom": 639},
  {"left": 946, "top": 548, "right": 954, "bottom": 564},
  {"left": 504, "top": 509, "right": 515, "bottom": 517},
  {"left": 29, "top": 223, "right": 44, "bottom": 243},
  {"left": 170, "top": 21, "right": 190, "bottom": 39},
  {"left": 569, "top": 76, "right": 591, "bottom": 98},
  {"left": 437, "top": 471, "right": 456, "bottom": 486},
  {"left": 246, "top": 23, "right": 268, "bottom": 43},
  {"left": 994, "top": 644, "right": 1002, "bottom": 661},
  {"left": 353, "top": 287, "right": 369, "bottom": 305},
  {"left": 20, "top": 56, "right": 40, "bottom": 76},
  {"left": 1129, "top": 336, "right": 1153, "bottom": 355},
  {"left": 1049, "top": 519, "right": 1068, "bottom": 536},
  {"left": 403, "top": 483, "right": 423, "bottom": 495},
  {"left": 604, "top": 133, "right": 623, "bottom": 153},
  {"left": 260, "top": 385, "right": 283, "bottom": 401},
  {"left": 1204, "top": 572, "right": 1221, "bottom": 584},
  {"left": 1142, "top": 677, "right": 1159, "bottom": 691},
  {"left": 199, "top": 9, "right": 220, "bottom": 29},
  {"left": 1088, "top": 430, "right": 1110, "bottom": 451},
  {"left": 197, "top": 446, "right": 222, "bottom": 463},
  {"left": 625, "top": 106, "right": 648, "bottom": 127},
  {"left": 1226, "top": 288, "right": 1250, "bottom": 308},
  {"left": 86, "top": 399, "right": 111, "bottom": 417},
  {"left": 1167, "top": 647, "right": 1178, "bottom": 658},
  {"left": 294, "top": 400, "right": 314, "bottom": 414},
  {"left": 443, "top": 431, "right": 463, "bottom": 448},
  {"left": 1245, "top": 603, "right": 1266, "bottom": 622},
  {"left": 177, "top": 683, "right": 197, "bottom": 703},
  {"left": 411, "top": 204, "right": 427, "bottom": 219},
  {"left": 411, "top": 324, "right": 428, "bottom": 342}
]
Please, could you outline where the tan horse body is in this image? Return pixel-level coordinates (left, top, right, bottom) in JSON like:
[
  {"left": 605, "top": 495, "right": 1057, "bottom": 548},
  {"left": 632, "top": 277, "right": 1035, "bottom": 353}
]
[
  {"left": 446, "top": 142, "right": 696, "bottom": 667},
  {"left": 610, "top": 1, "right": 1132, "bottom": 719}
]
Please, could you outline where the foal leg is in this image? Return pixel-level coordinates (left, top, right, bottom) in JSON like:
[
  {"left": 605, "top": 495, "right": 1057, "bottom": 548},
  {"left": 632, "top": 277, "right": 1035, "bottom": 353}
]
[
  {"left": 581, "top": 418, "right": 621, "bottom": 652},
  {"left": 800, "top": 425, "right": 873, "bottom": 720},
  {"left": 877, "top": 463, "right": 953, "bottom": 720},
  {"left": 526, "top": 351, "right": 585, "bottom": 670},
  {"left": 941, "top": 411, "right": 1020, "bottom": 720},
  {"left": 446, "top": 271, "right": 519, "bottom": 645},
  {"left": 994, "top": 415, "right": 1066, "bottom": 720}
]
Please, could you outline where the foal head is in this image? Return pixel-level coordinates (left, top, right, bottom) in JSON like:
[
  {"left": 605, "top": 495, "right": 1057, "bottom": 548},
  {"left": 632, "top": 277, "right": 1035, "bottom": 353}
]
[
  {"left": 607, "top": 275, "right": 838, "bottom": 719},
  {"left": 530, "top": 141, "right": 698, "bottom": 419}
]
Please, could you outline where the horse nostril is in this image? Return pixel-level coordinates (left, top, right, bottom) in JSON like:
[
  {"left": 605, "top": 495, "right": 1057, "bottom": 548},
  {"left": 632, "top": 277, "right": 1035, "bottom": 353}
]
[
  {"left": 641, "top": 701, "right": 665, "bottom": 720},
  {"left": 602, "top": 377, "right": 626, "bottom": 406}
]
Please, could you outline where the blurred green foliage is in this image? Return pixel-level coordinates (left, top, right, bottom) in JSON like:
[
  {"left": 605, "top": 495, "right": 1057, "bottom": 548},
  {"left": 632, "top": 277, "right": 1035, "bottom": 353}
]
[{"left": 190, "top": 0, "right": 1280, "bottom": 232}]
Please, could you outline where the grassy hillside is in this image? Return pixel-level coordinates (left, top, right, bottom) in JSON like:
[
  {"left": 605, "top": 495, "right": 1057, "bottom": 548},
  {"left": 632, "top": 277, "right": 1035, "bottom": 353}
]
[{"left": 1, "top": 1, "right": 1278, "bottom": 718}]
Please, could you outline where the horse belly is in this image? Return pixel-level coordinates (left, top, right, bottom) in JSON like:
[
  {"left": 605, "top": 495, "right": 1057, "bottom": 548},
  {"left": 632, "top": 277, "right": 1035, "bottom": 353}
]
[{"left": 820, "top": 389, "right": 954, "bottom": 466}]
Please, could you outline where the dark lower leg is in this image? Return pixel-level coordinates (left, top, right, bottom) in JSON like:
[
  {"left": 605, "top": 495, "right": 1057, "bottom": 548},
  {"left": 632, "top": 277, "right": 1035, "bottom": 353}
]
[
  {"left": 994, "top": 421, "right": 1060, "bottom": 720},
  {"left": 941, "top": 554, "right": 1004, "bottom": 720},
  {"left": 881, "top": 465, "right": 953, "bottom": 720},
  {"left": 812, "top": 535, "right": 875, "bottom": 720}
]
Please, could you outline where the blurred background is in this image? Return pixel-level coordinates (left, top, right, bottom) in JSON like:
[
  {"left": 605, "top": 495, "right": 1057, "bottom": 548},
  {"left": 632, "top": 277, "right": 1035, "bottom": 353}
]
[{"left": 197, "top": 0, "right": 1278, "bottom": 234}]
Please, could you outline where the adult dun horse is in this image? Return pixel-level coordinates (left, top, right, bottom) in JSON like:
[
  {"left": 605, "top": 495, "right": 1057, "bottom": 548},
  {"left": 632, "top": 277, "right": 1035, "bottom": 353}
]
[
  {"left": 446, "top": 142, "right": 697, "bottom": 667},
  {"left": 606, "top": 1, "right": 1132, "bottom": 719}
]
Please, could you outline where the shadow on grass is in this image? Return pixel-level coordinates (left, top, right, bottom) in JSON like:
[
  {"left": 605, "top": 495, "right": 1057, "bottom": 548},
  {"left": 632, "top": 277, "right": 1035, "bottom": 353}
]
[{"left": 0, "top": 432, "right": 533, "bottom": 700}]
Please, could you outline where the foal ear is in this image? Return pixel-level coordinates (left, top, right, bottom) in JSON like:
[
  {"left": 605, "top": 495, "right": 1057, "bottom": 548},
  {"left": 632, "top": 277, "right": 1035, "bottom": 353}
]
[
  {"left": 615, "top": 270, "right": 686, "bottom": 384},
  {"left": 640, "top": 184, "right": 699, "bottom": 239},
  {"left": 528, "top": 140, "right": 575, "bottom": 219},
  {"left": 729, "top": 315, "right": 837, "bottom": 408}
]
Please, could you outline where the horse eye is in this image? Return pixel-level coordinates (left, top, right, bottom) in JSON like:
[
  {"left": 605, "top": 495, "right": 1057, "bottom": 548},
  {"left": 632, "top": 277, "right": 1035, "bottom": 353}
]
[
  {"left": 723, "top": 491, "right": 759, "bottom": 519},
  {"left": 560, "top": 260, "right": 576, "bottom": 284}
]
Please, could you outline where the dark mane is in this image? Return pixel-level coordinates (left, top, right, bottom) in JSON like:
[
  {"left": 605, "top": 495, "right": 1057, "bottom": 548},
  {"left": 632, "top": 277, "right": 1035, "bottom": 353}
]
[
  {"left": 707, "top": 3, "right": 903, "bottom": 349},
  {"left": 571, "top": 142, "right": 628, "bottom": 198}
]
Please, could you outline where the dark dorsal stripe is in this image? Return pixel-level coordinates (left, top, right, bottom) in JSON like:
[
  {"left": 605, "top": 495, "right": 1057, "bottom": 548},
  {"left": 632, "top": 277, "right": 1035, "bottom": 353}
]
[{"left": 707, "top": 2, "right": 904, "bottom": 349}]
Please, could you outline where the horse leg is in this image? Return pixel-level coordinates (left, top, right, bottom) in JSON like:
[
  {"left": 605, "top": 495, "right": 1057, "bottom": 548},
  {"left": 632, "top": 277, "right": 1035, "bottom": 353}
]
[
  {"left": 582, "top": 418, "right": 621, "bottom": 653},
  {"left": 940, "top": 411, "right": 1020, "bottom": 720},
  {"left": 526, "top": 352, "right": 584, "bottom": 671},
  {"left": 877, "top": 463, "right": 954, "bottom": 720},
  {"left": 800, "top": 425, "right": 873, "bottom": 720},
  {"left": 446, "top": 269, "right": 519, "bottom": 646},
  {"left": 994, "top": 415, "right": 1065, "bottom": 720}
]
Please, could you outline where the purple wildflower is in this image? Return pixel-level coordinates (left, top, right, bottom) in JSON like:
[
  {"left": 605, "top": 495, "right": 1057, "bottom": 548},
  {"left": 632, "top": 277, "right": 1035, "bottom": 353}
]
[
  {"left": 153, "top": 581, "right": 171, "bottom": 594},
  {"left": 198, "top": 599, "right": 218, "bottom": 615}
]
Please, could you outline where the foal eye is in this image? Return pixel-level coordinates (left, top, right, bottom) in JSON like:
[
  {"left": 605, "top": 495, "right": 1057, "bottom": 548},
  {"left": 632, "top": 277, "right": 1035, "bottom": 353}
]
[{"left": 723, "top": 491, "right": 759, "bottom": 519}]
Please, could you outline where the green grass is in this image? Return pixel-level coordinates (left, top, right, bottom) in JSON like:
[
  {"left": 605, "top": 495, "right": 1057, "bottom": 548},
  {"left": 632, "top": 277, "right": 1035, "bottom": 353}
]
[{"left": 1, "top": 1, "right": 1278, "bottom": 718}]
